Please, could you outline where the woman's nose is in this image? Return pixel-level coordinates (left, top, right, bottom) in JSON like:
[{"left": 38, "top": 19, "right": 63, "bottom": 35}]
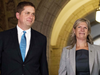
[{"left": 81, "top": 28, "right": 84, "bottom": 31}]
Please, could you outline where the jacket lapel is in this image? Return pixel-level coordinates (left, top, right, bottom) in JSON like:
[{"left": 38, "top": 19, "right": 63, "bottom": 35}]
[
  {"left": 70, "top": 45, "right": 76, "bottom": 75},
  {"left": 69, "top": 43, "right": 94, "bottom": 75},
  {"left": 11, "top": 27, "right": 23, "bottom": 62},
  {"left": 88, "top": 43, "right": 94, "bottom": 74},
  {"left": 24, "top": 29, "right": 35, "bottom": 62}
]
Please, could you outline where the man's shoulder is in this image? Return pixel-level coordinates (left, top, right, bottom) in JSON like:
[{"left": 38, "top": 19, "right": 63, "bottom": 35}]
[
  {"left": 31, "top": 28, "right": 46, "bottom": 38},
  {"left": 0, "top": 27, "right": 16, "bottom": 35},
  {"left": 31, "top": 29, "right": 47, "bottom": 43}
]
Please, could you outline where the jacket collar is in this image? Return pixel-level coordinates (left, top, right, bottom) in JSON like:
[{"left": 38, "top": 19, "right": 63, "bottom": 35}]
[{"left": 69, "top": 43, "right": 94, "bottom": 74}]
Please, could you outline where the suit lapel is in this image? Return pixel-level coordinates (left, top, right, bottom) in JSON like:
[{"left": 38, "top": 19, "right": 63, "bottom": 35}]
[
  {"left": 24, "top": 29, "right": 35, "bottom": 62},
  {"left": 88, "top": 43, "right": 94, "bottom": 74},
  {"left": 70, "top": 45, "right": 76, "bottom": 75},
  {"left": 11, "top": 27, "right": 23, "bottom": 62}
]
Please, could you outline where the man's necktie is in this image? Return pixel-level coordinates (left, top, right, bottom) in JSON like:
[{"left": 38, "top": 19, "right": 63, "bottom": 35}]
[{"left": 20, "top": 31, "right": 26, "bottom": 61}]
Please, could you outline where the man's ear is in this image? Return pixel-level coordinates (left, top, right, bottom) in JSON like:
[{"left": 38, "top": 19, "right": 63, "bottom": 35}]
[{"left": 16, "top": 12, "right": 19, "bottom": 19}]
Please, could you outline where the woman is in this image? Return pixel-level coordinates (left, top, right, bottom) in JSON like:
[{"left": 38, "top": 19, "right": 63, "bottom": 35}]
[{"left": 59, "top": 18, "right": 100, "bottom": 75}]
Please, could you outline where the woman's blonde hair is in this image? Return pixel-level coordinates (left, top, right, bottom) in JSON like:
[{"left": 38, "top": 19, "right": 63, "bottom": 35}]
[{"left": 68, "top": 18, "right": 93, "bottom": 49}]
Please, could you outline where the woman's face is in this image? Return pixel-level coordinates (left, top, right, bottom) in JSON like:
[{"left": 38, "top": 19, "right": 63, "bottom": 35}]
[{"left": 73, "top": 22, "right": 89, "bottom": 41}]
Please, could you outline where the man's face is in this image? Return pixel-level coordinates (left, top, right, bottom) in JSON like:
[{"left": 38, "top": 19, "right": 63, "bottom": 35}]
[{"left": 16, "top": 6, "right": 35, "bottom": 30}]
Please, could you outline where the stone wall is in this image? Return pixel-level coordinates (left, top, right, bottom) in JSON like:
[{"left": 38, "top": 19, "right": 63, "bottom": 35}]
[{"left": 0, "top": 0, "right": 6, "bottom": 31}]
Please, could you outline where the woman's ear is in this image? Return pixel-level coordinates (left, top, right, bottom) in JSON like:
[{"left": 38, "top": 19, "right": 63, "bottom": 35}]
[
  {"left": 16, "top": 12, "right": 19, "bottom": 19},
  {"left": 73, "top": 28, "right": 75, "bottom": 33}
]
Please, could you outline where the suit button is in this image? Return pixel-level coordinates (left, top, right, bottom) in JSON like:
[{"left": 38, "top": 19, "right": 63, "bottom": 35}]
[
  {"left": 23, "top": 64, "right": 25, "bottom": 66},
  {"left": 22, "top": 74, "right": 24, "bottom": 75}
]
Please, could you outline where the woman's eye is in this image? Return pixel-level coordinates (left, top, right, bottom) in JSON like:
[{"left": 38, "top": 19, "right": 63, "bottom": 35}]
[{"left": 84, "top": 27, "right": 87, "bottom": 29}]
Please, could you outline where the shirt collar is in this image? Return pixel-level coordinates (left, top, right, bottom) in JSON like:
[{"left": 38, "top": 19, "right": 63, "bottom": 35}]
[{"left": 17, "top": 25, "right": 31, "bottom": 34}]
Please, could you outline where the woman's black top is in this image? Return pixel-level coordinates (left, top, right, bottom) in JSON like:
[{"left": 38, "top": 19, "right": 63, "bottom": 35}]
[{"left": 76, "top": 49, "right": 90, "bottom": 75}]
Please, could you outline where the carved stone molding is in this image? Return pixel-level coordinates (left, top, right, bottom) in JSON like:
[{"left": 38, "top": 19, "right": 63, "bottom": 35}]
[
  {"left": 0, "top": 0, "right": 6, "bottom": 31},
  {"left": 6, "top": 0, "right": 15, "bottom": 11}
]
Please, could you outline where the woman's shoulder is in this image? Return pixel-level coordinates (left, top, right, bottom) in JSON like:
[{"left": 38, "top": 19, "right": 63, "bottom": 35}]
[
  {"left": 90, "top": 44, "right": 100, "bottom": 52},
  {"left": 91, "top": 44, "right": 100, "bottom": 48},
  {"left": 62, "top": 46, "right": 71, "bottom": 52},
  {"left": 63, "top": 46, "right": 70, "bottom": 50},
  {"left": 61, "top": 46, "right": 71, "bottom": 57}
]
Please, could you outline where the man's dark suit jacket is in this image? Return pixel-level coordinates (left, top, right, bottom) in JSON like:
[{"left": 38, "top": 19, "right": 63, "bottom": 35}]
[{"left": 0, "top": 27, "right": 49, "bottom": 75}]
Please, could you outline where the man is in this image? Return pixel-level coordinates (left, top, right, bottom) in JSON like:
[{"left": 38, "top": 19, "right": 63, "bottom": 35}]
[{"left": 0, "top": 1, "right": 49, "bottom": 75}]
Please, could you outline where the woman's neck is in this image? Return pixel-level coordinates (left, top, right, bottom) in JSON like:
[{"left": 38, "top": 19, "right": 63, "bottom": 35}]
[{"left": 76, "top": 40, "right": 88, "bottom": 50}]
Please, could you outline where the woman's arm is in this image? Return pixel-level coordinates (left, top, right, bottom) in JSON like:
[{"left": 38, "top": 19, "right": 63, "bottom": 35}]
[{"left": 59, "top": 47, "right": 67, "bottom": 75}]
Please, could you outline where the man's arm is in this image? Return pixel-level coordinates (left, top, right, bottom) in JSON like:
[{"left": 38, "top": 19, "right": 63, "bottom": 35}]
[
  {"left": 0, "top": 32, "right": 3, "bottom": 72},
  {"left": 40, "top": 37, "right": 49, "bottom": 75}
]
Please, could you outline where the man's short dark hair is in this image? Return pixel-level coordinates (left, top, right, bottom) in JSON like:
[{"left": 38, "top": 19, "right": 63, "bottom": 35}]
[{"left": 16, "top": 1, "right": 35, "bottom": 14}]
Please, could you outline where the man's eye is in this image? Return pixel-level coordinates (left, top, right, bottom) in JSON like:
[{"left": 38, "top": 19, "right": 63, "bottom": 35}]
[
  {"left": 32, "top": 13, "right": 35, "bottom": 16},
  {"left": 26, "top": 12, "right": 29, "bottom": 14}
]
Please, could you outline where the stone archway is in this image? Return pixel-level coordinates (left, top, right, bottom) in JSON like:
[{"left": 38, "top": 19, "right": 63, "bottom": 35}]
[{"left": 31, "top": 1, "right": 71, "bottom": 75}]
